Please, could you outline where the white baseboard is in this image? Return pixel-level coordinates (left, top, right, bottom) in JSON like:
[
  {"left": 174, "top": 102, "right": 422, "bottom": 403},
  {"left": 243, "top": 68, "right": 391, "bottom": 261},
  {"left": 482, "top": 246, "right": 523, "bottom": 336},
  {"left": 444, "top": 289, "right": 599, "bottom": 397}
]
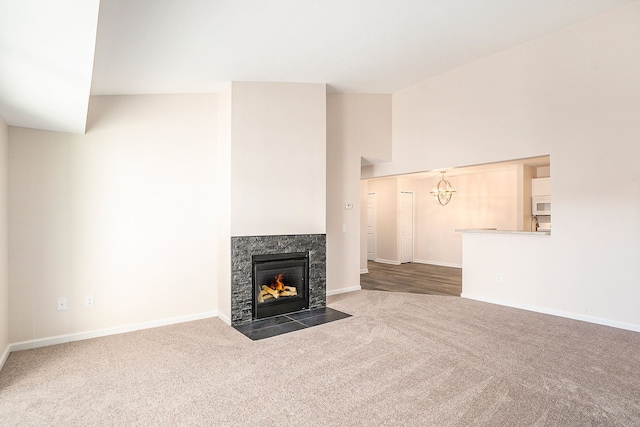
[
  {"left": 360, "top": 269, "right": 369, "bottom": 274},
  {"left": 375, "top": 258, "right": 401, "bottom": 265},
  {"left": 9, "top": 311, "right": 219, "bottom": 352},
  {"left": 461, "top": 293, "right": 640, "bottom": 333},
  {"left": 327, "top": 285, "right": 361, "bottom": 296},
  {"left": 0, "top": 344, "right": 9, "bottom": 372},
  {"left": 413, "top": 259, "right": 462, "bottom": 269},
  {"left": 217, "top": 311, "right": 231, "bottom": 326}
]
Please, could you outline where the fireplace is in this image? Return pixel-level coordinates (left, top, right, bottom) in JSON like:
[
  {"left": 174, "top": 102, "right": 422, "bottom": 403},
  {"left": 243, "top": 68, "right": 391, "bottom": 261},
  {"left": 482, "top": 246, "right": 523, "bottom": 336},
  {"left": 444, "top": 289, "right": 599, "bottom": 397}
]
[
  {"left": 252, "top": 252, "right": 309, "bottom": 319},
  {"left": 231, "top": 234, "right": 326, "bottom": 325}
]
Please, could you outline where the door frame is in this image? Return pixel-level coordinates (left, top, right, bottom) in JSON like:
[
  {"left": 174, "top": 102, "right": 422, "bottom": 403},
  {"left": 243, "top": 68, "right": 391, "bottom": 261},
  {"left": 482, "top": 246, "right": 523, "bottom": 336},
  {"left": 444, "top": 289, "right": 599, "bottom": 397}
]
[{"left": 366, "top": 192, "right": 377, "bottom": 262}]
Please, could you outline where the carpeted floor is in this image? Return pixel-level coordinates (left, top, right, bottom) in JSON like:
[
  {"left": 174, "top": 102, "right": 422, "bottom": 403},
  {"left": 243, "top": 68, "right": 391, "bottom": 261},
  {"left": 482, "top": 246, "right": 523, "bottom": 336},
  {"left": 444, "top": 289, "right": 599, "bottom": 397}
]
[{"left": 1, "top": 290, "right": 640, "bottom": 426}]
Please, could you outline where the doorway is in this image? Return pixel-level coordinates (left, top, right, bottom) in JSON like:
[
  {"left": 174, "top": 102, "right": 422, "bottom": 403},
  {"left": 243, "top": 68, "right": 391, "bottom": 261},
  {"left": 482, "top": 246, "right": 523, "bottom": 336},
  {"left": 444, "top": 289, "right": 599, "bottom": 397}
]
[{"left": 366, "top": 193, "right": 376, "bottom": 261}]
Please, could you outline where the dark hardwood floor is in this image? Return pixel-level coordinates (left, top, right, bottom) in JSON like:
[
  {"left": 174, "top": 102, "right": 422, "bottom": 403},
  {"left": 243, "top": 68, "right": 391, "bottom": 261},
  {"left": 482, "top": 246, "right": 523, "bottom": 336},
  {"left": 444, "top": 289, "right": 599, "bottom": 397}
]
[{"left": 360, "top": 261, "right": 462, "bottom": 296}]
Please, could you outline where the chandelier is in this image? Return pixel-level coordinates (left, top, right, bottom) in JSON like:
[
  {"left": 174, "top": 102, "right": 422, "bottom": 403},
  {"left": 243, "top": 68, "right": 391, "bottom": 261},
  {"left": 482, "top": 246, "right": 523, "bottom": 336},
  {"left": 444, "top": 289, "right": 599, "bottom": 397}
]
[{"left": 430, "top": 171, "right": 456, "bottom": 206}]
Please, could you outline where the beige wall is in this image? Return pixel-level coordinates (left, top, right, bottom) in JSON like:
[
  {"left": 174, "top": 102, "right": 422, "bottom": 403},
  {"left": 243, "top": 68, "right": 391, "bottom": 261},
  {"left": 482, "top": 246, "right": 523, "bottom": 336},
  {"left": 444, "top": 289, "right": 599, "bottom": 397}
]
[
  {"left": 517, "top": 165, "right": 536, "bottom": 231},
  {"left": 230, "top": 82, "right": 326, "bottom": 237},
  {"left": 5, "top": 87, "right": 389, "bottom": 346},
  {"left": 216, "top": 85, "right": 232, "bottom": 323},
  {"left": 364, "top": 167, "right": 518, "bottom": 268},
  {"left": 364, "top": 3, "right": 640, "bottom": 329},
  {"left": 326, "top": 94, "right": 391, "bottom": 292},
  {"left": 8, "top": 94, "right": 218, "bottom": 343},
  {"left": 0, "top": 117, "right": 8, "bottom": 365},
  {"left": 5, "top": 1, "right": 638, "bottom": 347},
  {"left": 414, "top": 168, "right": 518, "bottom": 267}
]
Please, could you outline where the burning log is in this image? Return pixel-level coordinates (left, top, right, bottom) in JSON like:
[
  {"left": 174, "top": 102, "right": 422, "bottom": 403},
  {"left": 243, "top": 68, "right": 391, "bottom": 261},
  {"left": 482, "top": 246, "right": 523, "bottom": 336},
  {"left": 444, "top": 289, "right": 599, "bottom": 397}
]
[
  {"left": 258, "top": 275, "right": 298, "bottom": 302},
  {"left": 257, "top": 292, "right": 274, "bottom": 303},
  {"left": 262, "top": 285, "right": 280, "bottom": 298}
]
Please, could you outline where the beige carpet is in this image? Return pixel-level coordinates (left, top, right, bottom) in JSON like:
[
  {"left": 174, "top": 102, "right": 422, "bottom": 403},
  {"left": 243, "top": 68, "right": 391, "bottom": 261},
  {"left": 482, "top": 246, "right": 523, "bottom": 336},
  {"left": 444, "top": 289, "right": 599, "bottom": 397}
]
[{"left": 1, "top": 290, "right": 640, "bottom": 426}]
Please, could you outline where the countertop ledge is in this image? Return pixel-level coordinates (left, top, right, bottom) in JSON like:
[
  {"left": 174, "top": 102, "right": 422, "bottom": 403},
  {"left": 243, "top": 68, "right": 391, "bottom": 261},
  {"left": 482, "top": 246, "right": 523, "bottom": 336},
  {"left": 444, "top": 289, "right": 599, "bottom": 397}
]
[{"left": 455, "top": 228, "right": 551, "bottom": 236}]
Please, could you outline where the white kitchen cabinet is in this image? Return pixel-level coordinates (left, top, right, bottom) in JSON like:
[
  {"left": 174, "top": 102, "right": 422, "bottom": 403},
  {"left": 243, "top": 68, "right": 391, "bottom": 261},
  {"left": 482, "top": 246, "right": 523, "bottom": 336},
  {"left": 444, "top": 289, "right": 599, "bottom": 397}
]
[{"left": 532, "top": 177, "right": 550, "bottom": 196}]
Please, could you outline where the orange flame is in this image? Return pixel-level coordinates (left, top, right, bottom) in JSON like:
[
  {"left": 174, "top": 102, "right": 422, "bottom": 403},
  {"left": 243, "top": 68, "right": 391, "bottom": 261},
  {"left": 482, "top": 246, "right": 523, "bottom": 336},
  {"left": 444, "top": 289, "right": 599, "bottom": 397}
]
[{"left": 270, "top": 273, "right": 286, "bottom": 291}]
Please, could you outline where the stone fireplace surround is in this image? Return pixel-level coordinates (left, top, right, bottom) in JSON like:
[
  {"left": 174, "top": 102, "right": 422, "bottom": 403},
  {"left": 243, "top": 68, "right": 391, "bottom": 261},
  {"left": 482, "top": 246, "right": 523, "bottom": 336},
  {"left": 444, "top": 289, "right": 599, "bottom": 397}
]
[{"left": 231, "top": 234, "right": 326, "bottom": 325}]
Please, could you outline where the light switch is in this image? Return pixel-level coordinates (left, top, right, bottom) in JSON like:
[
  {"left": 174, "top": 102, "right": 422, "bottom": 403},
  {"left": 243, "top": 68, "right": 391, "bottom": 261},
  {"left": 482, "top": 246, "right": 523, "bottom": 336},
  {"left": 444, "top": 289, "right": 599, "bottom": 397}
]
[{"left": 342, "top": 224, "right": 347, "bottom": 232}]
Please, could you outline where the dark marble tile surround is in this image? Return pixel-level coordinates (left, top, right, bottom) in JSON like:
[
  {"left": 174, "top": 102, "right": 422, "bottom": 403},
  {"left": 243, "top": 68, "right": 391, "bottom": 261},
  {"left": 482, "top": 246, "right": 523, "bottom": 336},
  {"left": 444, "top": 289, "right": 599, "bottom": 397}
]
[{"left": 231, "top": 234, "right": 326, "bottom": 325}]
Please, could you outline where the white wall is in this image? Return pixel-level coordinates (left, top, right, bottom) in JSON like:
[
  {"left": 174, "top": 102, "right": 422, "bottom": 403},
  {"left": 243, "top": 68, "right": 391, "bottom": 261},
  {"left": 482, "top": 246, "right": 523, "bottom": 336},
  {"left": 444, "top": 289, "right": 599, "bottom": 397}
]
[
  {"left": 517, "top": 165, "right": 536, "bottom": 231},
  {"left": 363, "top": 3, "right": 640, "bottom": 328},
  {"left": 326, "top": 94, "right": 391, "bottom": 293},
  {"left": 230, "top": 82, "right": 326, "bottom": 237},
  {"left": 414, "top": 168, "right": 518, "bottom": 267},
  {"left": 8, "top": 94, "right": 218, "bottom": 343},
  {"left": 363, "top": 167, "right": 519, "bottom": 268},
  {"left": 0, "top": 117, "right": 8, "bottom": 366},
  {"left": 4, "top": 86, "right": 388, "bottom": 345},
  {"left": 216, "top": 85, "right": 232, "bottom": 324}
]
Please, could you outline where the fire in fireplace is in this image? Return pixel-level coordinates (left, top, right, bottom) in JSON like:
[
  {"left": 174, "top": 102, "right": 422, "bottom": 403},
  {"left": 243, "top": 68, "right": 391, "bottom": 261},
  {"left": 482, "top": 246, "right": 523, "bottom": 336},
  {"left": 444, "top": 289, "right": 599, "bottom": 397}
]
[
  {"left": 257, "top": 273, "right": 298, "bottom": 302},
  {"left": 252, "top": 252, "right": 310, "bottom": 319}
]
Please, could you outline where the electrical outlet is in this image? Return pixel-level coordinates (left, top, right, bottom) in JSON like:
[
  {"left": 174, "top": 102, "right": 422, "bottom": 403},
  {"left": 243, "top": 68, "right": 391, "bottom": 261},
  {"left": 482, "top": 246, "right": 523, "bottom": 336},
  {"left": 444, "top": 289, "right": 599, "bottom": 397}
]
[
  {"left": 496, "top": 273, "right": 503, "bottom": 282},
  {"left": 85, "top": 295, "right": 94, "bottom": 307},
  {"left": 57, "top": 297, "right": 67, "bottom": 311}
]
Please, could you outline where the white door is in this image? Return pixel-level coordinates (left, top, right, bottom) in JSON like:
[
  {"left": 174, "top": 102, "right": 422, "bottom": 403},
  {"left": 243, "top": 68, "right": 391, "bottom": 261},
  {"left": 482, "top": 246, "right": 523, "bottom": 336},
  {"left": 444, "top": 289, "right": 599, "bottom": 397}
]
[
  {"left": 367, "top": 193, "right": 376, "bottom": 261},
  {"left": 399, "top": 192, "right": 414, "bottom": 263}
]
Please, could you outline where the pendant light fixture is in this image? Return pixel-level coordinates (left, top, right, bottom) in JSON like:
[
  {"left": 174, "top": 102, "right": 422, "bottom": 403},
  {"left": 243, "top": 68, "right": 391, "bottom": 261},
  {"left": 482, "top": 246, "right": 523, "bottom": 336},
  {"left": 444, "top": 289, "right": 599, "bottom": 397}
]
[{"left": 430, "top": 171, "right": 456, "bottom": 206}]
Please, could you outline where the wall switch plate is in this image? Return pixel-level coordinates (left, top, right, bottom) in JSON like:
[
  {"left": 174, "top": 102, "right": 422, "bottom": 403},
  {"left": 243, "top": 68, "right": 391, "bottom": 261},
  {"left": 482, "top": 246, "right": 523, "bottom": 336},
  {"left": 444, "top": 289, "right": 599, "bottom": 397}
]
[
  {"left": 85, "top": 295, "right": 94, "bottom": 307},
  {"left": 342, "top": 224, "right": 347, "bottom": 232},
  {"left": 57, "top": 297, "right": 67, "bottom": 311}
]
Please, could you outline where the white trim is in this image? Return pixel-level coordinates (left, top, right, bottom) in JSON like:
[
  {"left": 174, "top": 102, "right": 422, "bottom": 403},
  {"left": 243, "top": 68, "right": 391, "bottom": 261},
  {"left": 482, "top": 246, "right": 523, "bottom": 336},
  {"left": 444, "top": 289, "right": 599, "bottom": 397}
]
[
  {"left": 327, "top": 286, "right": 361, "bottom": 296},
  {"left": 9, "top": 311, "right": 219, "bottom": 352},
  {"left": 0, "top": 344, "right": 9, "bottom": 372},
  {"left": 413, "top": 258, "right": 462, "bottom": 269},
  {"left": 217, "top": 311, "right": 231, "bottom": 326},
  {"left": 461, "top": 293, "right": 640, "bottom": 333},
  {"left": 360, "top": 269, "right": 369, "bottom": 274},
  {"left": 375, "top": 258, "right": 401, "bottom": 265}
]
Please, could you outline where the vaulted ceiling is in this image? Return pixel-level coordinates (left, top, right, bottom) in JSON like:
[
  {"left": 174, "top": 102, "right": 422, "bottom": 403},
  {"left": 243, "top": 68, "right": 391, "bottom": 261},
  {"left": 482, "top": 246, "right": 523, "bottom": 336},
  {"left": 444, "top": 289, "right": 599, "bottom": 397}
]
[{"left": 0, "top": 0, "right": 635, "bottom": 134}]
